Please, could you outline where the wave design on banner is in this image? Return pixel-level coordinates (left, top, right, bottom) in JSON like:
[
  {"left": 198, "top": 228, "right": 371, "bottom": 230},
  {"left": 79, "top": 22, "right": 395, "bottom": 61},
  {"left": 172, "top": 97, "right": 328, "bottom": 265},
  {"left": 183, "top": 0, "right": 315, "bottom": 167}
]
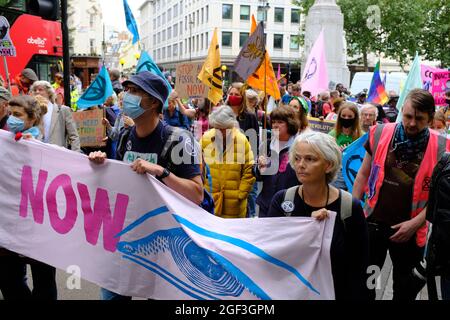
[{"left": 115, "top": 206, "right": 320, "bottom": 300}]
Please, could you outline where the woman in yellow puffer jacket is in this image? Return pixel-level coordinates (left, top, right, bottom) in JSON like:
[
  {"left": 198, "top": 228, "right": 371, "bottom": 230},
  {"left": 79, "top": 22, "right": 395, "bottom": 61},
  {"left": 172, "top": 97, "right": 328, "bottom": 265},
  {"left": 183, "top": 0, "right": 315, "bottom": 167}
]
[{"left": 200, "top": 105, "right": 256, "bottom": 218}]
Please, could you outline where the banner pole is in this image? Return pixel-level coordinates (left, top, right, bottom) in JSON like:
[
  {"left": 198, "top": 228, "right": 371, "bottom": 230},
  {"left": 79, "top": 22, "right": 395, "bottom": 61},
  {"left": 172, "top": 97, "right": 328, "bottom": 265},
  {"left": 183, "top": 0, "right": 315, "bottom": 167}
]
[{"left": 2, "top": 56, "right": 11, "bottom": 92}]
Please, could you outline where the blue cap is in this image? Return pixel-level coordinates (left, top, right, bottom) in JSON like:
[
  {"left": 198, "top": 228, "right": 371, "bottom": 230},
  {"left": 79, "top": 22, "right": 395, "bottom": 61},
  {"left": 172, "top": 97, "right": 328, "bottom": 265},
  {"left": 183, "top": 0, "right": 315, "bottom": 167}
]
[{"left": 122, "top": 71, "right": 169, "bottom": 106}]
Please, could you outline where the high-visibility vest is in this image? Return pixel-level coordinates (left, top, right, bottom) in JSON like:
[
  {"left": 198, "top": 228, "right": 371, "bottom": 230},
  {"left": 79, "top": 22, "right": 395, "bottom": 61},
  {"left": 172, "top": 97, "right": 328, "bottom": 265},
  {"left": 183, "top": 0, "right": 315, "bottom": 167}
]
[{"left": 364, "top": 123, "right": 449, "bottom": 247}]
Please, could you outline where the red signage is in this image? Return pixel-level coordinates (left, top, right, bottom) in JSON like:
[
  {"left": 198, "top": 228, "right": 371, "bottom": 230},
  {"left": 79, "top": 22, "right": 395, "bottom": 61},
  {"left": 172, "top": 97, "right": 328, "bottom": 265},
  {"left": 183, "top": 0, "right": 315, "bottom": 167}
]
[{"left": 0, "top": 14, "right": 62, "bottom": 82}]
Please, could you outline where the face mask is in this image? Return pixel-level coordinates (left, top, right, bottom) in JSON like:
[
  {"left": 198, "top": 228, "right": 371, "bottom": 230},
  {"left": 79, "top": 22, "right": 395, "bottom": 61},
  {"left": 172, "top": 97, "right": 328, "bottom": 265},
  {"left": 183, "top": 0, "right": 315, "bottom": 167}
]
[
  {"left": 7, "top": 116, "right": 25, "bottom": 133},
  {"left": 340, "top": 117, "right": 355, "bottom": 129},
  {"left": 446, "top": 99, "right": 450, "bottom": 105},
  {"left": 228, "top": 95, "right": 243, "bottom": 107},
  {"left": 122, "top": 92, "right": 144, "bottom": 120}
]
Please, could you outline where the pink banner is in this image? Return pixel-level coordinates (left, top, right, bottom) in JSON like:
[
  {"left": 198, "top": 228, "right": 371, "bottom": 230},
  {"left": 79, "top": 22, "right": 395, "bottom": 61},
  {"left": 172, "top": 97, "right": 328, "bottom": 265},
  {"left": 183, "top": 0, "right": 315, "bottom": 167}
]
[
  {"left": 421, "top": 65, "right": 447, "bottom": 93},
  {"left": 301, "top": 30, "right": 329, "bottom": 98},
  {"left": 432, "top": 71, "right": 450, "bottom": 106}
]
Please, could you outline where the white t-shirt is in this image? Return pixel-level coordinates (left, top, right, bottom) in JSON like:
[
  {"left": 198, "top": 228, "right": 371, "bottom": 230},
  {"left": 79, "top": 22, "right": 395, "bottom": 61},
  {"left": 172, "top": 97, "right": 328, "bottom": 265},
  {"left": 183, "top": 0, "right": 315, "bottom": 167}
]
[{"left": 43, "top": 102, "right": 54, "bottom": 143}]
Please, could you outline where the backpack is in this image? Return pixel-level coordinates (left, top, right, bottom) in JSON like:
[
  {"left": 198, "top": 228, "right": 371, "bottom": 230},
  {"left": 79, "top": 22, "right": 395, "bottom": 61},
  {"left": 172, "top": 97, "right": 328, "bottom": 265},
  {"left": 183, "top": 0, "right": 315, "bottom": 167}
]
[
  {"left": 116, "top": 125, "right": 215, "bottom": 214},
  {"left": 425, "top": 152, "right": 450, "bottom": 278},
  {"left": 281, "top": 187, "right": 353, "bottom": 227}
]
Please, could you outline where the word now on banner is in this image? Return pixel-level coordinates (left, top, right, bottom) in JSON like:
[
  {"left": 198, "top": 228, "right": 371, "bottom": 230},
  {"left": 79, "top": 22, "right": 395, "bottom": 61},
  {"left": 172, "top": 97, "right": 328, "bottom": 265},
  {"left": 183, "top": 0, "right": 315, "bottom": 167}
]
[{"left": 0, "top": 129, "right": 335, "bottom": 300}]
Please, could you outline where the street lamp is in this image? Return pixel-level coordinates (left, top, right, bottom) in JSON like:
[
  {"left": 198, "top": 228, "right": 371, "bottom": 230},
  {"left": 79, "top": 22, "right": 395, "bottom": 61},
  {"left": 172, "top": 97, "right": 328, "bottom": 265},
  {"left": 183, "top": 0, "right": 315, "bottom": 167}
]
[
  {"left": 221, "top": 65, "right": 228, "bottom": 88},
  {"left": 189, "top": 16, "right": 194, "bottom": 61},
  {"left": 258, "top": 1, "right": 270, "bottom": 22}
]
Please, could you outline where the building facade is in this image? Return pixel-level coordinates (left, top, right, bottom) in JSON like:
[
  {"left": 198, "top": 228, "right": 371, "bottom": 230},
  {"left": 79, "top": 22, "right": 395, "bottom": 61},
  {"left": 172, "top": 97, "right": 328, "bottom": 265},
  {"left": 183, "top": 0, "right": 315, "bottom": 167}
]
[{"left": 139, "top": 0, "right": 303, "bottom": 82}]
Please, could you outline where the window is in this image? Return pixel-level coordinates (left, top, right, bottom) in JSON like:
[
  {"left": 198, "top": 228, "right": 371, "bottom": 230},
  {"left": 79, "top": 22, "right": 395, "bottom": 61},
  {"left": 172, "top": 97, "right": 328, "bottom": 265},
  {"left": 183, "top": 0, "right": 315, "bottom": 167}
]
[
  {"left": 205, "top": 32, "right": 208, "bottom": 48},
  {"left": 90, "top": 14, "right": 95, "bottom": 28},
  {"left": 290, "top": 35, "right": 299, "bottom": 49},
  {"left": 184, "top": 16, "right": 187, "bottom": 30},
  {"left": 168, "top": 8, "right": 172, "bottom": 20},
  {"left": 174, "top": 4, "right": 178, "bottom": 17},
  {"left": 157, "top": 48, "right": 160, "bottom": 60},
  {"left": 157, "top": 15, "right": 161, "bottom": 26},
  {"left": 274, "top": 34, "right": 283, "bottom": 49},
  {"left": 257, "top": 8, "right": 267, "bottom": 22},
  {"left": 162, "top": 13, "right": 166, "bottom": 25},
  {"left": 291, "top": 9, "right": 300, "bottom": 23},
  {"left": 157, "top": 32, "right": 161, "bottom": 43},
  {"left": 222, "top": 31, "right": 232, "bottom": 47},
  {"left": 197, "top": 9, "right": 200, "bottom": 25},
  {"left": 153, "top": 50, "right": 156, "bottom": 58},
  {"left": 167, "top": 45, "right": 171, "bottom": 58},
  {"left": 173, "top": 24, "right": 178, "bottom": 37},
  {"left": 196, "top": 35, "right": 199, "bottom": 51},
  {"left": 239, "top": 32, "right": 249, "bottom": 47},
  {"left": 201, "top": 8, "right": 204, "bottom": 24},
  {"left": 274, "top": 8, "right": 284, "bottom": 23},
  {"left": 180, "top": 0, "right": 183, "bottom": 14},
  {"left": 173, "top": 43, "right": 178, "bottom": 56},
  {"left": 162, "top": 47, "right": 166, "bottom": 59},
  {"left": 162, "top": 30, "right": 166, "bottom": 41},
  {"left": 201, "top": 33, "right": 204, "bottom": 50},
  {"left": 240, "top": 5, "right": 250, "bottom": 20},
  {"left": 153, "top": 19, "right": 156, "bottom": 29},
  {"left": 153, "top": 34, "right": 156, "bottom": 45},
  {"left": 180, "top": 42, "right": 183, "bottom": 55},
  {"left": 180, "top": 22, "right": 183, "bottom": 34},
  {"left": 206, "top": 5, "right": 209, "bottom": 22},
  {"left": 167, "top": 27, "right": 171, "bottom": 38},
  {"left": 89, "top": 39, "right": 95, "bottom": 54},
  {"left": 222, "top": 4, "right": 232, "bottom": 20}
]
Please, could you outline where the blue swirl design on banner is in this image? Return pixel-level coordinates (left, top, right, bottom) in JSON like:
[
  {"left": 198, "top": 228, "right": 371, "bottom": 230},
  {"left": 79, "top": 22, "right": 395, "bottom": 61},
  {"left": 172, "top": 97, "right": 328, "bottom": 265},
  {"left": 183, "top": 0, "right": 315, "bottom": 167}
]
[{"left": 116, "top": 206, "right": 320, "bottom": 299}]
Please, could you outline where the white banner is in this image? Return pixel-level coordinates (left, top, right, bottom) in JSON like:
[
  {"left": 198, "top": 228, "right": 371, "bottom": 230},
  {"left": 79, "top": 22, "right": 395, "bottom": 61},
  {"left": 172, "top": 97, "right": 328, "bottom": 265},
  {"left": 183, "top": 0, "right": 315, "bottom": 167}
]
[{"left": 0, "top": 129, "right": 335, "bottom": 300}]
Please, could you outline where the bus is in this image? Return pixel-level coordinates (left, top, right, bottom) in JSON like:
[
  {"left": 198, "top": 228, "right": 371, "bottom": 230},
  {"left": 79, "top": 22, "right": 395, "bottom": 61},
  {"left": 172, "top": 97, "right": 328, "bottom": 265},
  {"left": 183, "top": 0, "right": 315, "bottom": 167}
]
[{"left": 0, "top": 13, "right": 62, "bottom": 85}]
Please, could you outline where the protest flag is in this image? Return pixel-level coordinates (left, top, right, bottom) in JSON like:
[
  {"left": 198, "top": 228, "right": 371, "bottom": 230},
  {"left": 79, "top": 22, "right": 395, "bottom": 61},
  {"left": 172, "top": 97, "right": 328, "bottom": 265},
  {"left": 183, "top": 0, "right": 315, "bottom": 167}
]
[
  {"left": 247, "top": 15, "right": 281, "bottom": 100},
  {"left": 198, "top": 28, "right": 223, "bottom": 105},
  {"left": 123, "top": 0, "right": 140, "bottom": 44},
  {"left": 77, "top": 66, "right": 113, "bottom": 109},
  {"left": 367, "top": 60, "right": 389, "bottom": 105},
  {"left": 342, "top": 133, "right": 369, "bottom": 193},
  {"left": 233, "top": 21, "right": 265, "bottom": 81},
  {"left": 300, "top": 30, "right": 328, "bottom": 98},
  {"left": 396, "top": 53, "right": 423, "bottom": 122}
]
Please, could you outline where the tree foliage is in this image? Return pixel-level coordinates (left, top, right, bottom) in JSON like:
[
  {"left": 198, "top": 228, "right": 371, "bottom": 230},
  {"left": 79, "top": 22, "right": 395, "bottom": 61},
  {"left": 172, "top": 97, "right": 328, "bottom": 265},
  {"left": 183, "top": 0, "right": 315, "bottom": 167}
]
[{"left": 293, "top": 0, "right": 450, "bottom": 68}]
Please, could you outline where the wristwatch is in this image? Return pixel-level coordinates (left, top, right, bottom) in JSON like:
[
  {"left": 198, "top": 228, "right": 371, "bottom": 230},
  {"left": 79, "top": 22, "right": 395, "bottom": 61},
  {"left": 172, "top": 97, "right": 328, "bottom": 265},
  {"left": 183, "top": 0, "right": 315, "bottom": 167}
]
[{"left": 157, "top": 168, "right": 171, "bottom": 180}]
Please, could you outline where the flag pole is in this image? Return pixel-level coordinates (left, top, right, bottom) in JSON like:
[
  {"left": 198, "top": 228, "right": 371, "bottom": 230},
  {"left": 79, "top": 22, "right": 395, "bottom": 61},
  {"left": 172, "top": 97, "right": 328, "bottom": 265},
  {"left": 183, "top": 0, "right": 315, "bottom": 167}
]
[{"left": 263, "top": 22, "right": 267, "bottom": 130}]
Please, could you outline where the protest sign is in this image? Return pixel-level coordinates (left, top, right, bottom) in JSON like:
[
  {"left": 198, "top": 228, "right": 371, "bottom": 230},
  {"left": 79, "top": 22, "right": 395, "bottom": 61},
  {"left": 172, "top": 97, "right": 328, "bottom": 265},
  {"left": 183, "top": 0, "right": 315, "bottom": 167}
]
[
  {"left": 176, "top": 62, "right": 208, "bottom": 99},
  {"left": 0, "top": 16, "right": 16, "bottom": 57},
  {"left": 72, "top": 108, "right": 106, "bottom": 147},
  {"left": 0, "top": 129, "right": 335, "bottom": 300},
  {"left": 432, "top": 71, "right": 450, "bottom": 106},
  {"left": 307, "top": 117, "right": 336, "bottom": 134},
  {"left": 421, "top": 65, "right": 446, "bottom": 93}
]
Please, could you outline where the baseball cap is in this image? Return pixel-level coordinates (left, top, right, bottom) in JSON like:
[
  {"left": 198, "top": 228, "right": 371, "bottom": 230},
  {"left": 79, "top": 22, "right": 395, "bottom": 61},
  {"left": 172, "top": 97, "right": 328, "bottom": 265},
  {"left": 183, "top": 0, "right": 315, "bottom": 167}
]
[
  {"left": 0, "top": 86, "right": 12, "bottom": 101},
  {"left": 21, "top": 68, "right": 39, "bottom": 82},
  {"left": 122, "top": 71, "right": 169, "bottom": 106}
]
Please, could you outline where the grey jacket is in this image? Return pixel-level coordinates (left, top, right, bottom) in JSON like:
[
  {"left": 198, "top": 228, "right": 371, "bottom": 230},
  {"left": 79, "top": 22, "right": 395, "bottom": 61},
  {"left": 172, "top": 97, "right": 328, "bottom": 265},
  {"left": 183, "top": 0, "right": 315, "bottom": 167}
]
[{"left": 41, "top": 104, "right": 81, "bottom": 152}]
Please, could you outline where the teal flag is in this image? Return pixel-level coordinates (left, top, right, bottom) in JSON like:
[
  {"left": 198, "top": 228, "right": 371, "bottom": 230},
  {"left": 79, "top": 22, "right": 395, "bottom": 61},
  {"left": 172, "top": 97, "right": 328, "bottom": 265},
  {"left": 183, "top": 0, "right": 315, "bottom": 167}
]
[
  {"left": 395, "top": 53, "right": 423, "bottom": 122},
  {"left": 342, "top": 133, "right": 369, "bottom": 193},
  {"left": 77, "top": 66, "right": 113, "bottom": 110},
  {"left": 136, "top": 50, "right": 172, "bottom": 107},
  {"left": 123, "top": 0, "right": 140, "bottom": 44}
]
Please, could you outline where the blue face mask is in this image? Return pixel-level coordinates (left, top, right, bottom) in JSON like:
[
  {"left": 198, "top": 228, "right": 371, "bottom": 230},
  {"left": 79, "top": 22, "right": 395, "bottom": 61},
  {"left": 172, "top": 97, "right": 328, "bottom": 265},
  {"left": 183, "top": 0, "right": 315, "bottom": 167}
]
[
  {"left": 7, "top": 116, "right": 25, "bottom": 133},
  {"left": 122, "top": 92, "right": 145, "bottom": 120}
]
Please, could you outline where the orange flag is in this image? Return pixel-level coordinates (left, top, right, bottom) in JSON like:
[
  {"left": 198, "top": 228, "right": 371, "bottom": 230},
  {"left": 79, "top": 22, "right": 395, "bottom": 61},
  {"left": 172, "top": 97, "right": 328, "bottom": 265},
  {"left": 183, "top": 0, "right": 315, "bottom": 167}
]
[{"left": 246, "top": 16, "right": 281, "bottom": 100}]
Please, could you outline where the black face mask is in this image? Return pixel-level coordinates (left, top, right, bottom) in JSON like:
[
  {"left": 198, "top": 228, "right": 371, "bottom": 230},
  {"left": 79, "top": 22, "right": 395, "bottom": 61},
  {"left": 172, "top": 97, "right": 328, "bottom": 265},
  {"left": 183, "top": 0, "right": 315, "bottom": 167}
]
[
  {"left": 340, "top": 117, "right": 355, "bottom": 128},
  {"left": 446, "top": 99, "right": 450, "bottom": 105}
]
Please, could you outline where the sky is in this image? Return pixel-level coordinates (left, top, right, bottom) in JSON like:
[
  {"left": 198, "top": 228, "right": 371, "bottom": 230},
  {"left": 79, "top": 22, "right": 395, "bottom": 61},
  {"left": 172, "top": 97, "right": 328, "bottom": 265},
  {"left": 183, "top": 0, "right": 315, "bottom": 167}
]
[{"left": 99, "top": 0, "right": 145, "bottom": 31}]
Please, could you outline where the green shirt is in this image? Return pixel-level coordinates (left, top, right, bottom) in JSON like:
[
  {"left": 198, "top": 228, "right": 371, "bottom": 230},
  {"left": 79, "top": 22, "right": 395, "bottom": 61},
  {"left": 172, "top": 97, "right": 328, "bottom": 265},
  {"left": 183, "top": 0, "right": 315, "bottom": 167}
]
[{"left": 329, "top": 129, "right": 354, "bottom": 147}]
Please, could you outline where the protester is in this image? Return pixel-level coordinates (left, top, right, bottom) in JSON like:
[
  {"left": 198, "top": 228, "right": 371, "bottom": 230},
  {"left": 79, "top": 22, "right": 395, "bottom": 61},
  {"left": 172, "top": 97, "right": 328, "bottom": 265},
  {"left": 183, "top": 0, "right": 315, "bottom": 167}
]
[
  {"left": 0, "top": 95, "right": 57, "bottom": 300},
  {"left": 200, "top": 106, "right": 255, "bottom": 218},
  {"left": 88, "top": 71, "right": 203, "bottom": 300},
  {"left": 101, "top": 94, "right": 121, "bottom": 159},
  {"left": 288, "top": 96, "right": 310, "bottom": 134},
  {"left": 360, "top": 103, "right": 379, "bottom": 133},
  {"left": 329, "top": 102, "right": 362, "bottom": 149},
  {"left": 30, "top": 80, "right": 80, "bottom": 152},
  {"left": 352, "top": 89, "right": 450, "bottom": 300},
  {"left": 265, "top": 131, "right": 369, "bottom": 300},
  {"left": 0, "top": 86, "right": 12, "bottom": 129},
  {"left": 11, "top": 68, "right": 38, "bottom": 96},
  {"left": 163, "top": 90, "right": 195, "bottom": 130},
  {"left": 431, "top": 110, "right": 447, "bottom": 135},
  {"left": 109, "top": 69, "right": 123, "bottom": 95},
  {"left": 326, "top": 98, "right": 344, "bottom": 121},
  {"left": 255, "top": 105, "right": 300, "bottom": 217},
  {"left": 194, "top": 98, "right": 211, "bottom": 140}
]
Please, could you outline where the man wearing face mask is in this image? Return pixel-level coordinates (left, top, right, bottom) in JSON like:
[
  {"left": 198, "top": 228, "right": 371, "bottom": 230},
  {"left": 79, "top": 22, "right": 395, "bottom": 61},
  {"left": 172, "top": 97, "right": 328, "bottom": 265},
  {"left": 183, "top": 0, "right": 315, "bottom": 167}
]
[
  {"left": 353, "top": 89, "right": 450, "bottom": 300},
  {"left": 88, "top": 71, "right": 204, "bottom": 300}
]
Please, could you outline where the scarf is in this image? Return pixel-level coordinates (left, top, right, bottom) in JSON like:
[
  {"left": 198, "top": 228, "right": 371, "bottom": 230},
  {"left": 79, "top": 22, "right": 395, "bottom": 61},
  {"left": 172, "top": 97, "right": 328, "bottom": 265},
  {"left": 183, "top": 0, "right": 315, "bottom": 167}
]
[{"left": 393, "top": 123, "right": 429, "bottom": 162}]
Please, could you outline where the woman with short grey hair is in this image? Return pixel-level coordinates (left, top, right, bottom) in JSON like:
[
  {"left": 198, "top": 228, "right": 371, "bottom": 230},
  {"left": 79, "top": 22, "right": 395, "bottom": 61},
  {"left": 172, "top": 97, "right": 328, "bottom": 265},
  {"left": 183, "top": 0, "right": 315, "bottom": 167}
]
[
  {"left": 264, "top": 131, "right": 369, "bottom": 300},
  {"left": 30, "top": 81, "right": 57, "bottom": 104},
  {"left": 200, "top": 105, "right": 256, "bottom": 218}
]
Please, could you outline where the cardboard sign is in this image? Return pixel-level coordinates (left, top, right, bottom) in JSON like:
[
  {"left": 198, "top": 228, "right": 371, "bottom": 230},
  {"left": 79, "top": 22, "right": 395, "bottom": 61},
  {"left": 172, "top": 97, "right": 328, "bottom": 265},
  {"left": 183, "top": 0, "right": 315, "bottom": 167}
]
[
  {"left": 72, "top": 108, "right": 106, "bottom": 147},
  {"left": 0, "top": 16, "right": 16, "bottom": 56},
  {"left": 432, "top": 71, "right": 450, "bottom": 107},
  {"left": 307, "top": 117, "right": 336, "bottom": 133},
  {"left": 175, "top": 62, "right": 208, "bottom": 99}
]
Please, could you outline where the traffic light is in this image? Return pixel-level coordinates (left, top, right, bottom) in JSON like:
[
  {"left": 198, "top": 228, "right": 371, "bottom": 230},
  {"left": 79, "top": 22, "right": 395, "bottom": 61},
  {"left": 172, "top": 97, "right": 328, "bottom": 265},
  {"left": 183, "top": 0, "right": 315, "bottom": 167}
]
[{"left": 27, "top": 0, "right": 59, "bottom": 21}]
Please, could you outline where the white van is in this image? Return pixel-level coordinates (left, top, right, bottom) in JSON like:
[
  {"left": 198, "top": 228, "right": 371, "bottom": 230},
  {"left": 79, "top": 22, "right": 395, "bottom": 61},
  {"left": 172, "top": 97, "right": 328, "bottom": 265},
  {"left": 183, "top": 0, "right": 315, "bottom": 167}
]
[{"left": 350, "top": 71, "right": 407, "bottom": 97}]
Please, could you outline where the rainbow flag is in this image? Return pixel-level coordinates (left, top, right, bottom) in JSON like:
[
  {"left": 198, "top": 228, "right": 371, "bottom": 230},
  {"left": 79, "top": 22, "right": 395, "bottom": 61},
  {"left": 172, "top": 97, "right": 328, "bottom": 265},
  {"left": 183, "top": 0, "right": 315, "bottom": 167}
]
[{"left": 367, "top": 60, "right": 389, "bottom": 105}]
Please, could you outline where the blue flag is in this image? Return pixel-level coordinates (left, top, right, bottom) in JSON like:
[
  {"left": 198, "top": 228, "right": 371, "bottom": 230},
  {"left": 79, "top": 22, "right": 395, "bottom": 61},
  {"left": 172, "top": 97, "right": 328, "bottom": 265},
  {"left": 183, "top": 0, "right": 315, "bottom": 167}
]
[
  {"left": 77, "top": 66, "right": 113, "bottom": 110},
  {"left": 123, "top": 0, "right": 140, "bottom": 44},
  {"left": 341, "top": 133, "right": 368, "bottom": 193},
  {"left": 136, "top": 50, "right": 172, "bottom": 107}
]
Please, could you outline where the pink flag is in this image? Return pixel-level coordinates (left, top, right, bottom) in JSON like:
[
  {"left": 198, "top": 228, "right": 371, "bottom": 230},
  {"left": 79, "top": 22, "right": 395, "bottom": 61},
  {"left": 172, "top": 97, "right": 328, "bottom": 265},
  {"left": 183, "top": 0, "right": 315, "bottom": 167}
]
[
  {"left": 301, "top": 30, "right": 328, "bottom": 98},
  {"left": 277, "top": 64, "right": 281, "bottom": 80}
]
